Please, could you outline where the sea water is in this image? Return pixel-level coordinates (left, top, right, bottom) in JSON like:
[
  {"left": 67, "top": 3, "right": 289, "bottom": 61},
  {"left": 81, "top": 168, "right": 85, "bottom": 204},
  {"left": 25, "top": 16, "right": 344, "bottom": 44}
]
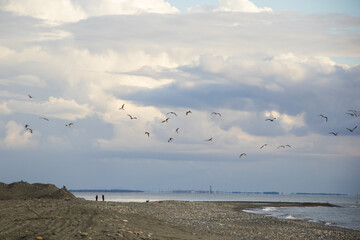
[{"left": 72, "top": 192, "right": 360, "bottom": 231}]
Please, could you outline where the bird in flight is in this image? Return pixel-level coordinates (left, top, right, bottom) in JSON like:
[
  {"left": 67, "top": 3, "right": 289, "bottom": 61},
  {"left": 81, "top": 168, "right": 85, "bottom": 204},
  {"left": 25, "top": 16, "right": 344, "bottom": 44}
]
[
  {"left": 161, "top": 117, "right": 170, "bottom": 123},
  {"left": 346, "top": 126, "right": 357, "bottom": 132},
  {"left": 66, "top": 123, "right": 73, "bottom": 127},
  {"left": 145, "top": 132, "right": 150, "bottom": 137},
  {"left": 175, "top": 128, "right": 179, "bottom": 134},
  {"left": 186, "top": 110, "right": 192, "bottom": 115},
  {"left": 127, "top": 114, "right": 137, "bottom": 120},
  {"left": 347, "top": 110, "right": 359, "bottom": 117},
  {"left": 119, "top": 104, "right": 125, "bottom": 110},
  {"left": 25, "top": 124, "right": 29, "bottom": 129},
  {"left": 40, "top": 117, "right": 49, "bottom": 121},
  {"left": 212, "top": 112, "right": 222, "bottom": 117},
  {"left": 28, "top": 94, "right": 33, "bottom": 99},
  {"left": 167, "top": 112, "right": 177, "bottom": 117},
  {"left": 205, "top": 137, "right": 212, "bottom": 141},
  {"left": 26, "top": 127, "right": 33, "bottom": 133},
  {"left": 319, "top": 114, "right": 328, "bottom": 122},
  {"left": 239, "top": 153, "right": 247, "bottom": 158},
  {"left": 265, "top": 117, "right": 276, "bottom": 122},
  {"left": 277, "top": 145, "right": 285, "bottom": 149},
  {"left": 260, "top": 144, "right": 271, "bottom": 149},
  {"left": 329, "top": 132, "right": 338, "bottom": 136},
  {"left": 168, "top": 138, "right": 173, "bottom": 143},
  {"left": 285, "top": 145, "right": 291, "bottom": 148}
]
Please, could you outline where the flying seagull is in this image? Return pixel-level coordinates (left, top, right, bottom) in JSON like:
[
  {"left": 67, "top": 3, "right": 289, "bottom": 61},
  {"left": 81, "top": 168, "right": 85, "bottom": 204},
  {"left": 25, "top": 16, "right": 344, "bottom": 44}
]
[
  {"left": 161, "top": 117, "right": 170, "bottom": 123},
  {"left": 347, "top": 110, "right": 359, "bottom": 117},
  {"left": 26, "top": 127, "right": 33, "bottom": 133},
  {"left": 25, "top": 124, "right": 29, "bottom": 129},
  {"left": 260, "top": 144, "right": 271, "bottom": 149},
  {"left": 127, "top": 114, "right": 137, "bottom": 120},
  {"left": 212, "top": 112, "right": 222, "bottom": 117},
  {"left": 119, "top": 104, "right": 125, "bottom": 110},
  {"left": 168, "top": 138, "right": 173, "bottom": 143},
  {"left": 319, "top": 114, "right": 328, "bottom": 122},
  {"left": 265, "top": 117, "right": 276, "bottom": 122},
  {"left": 175, "top": 128, "right": 179, "bottom": 134},
  {"left": 167, "top": 112, "right": 177, "bottom": 117},
  {"left": 66, "top": 123, "right": 73, "bottom": 127},
  {"left": 40, "top": 117, "right": 49, "bottom": 121},
  {"left": 329, "top": 132, "right": 338, "bottom": 136},
  {"left": 346, "top": 125, "right": 357, "bottom": 132},
  {"left": 285, "top": 145, "right": 291, "bottom": 148},
  {"left": 205, "top": 137, "right": 212, "bottom": 141},
  {"left": 28, "top": 94, "right": 33, "bottom": 99},
  {"left": 277, "top": 145, "right": 285, "bottom": 149},
  {"left": 239, "top": 153, "right": 247, "bottom": 158},
  {"left": 186, "top": 110, "right": 192, "bottom": 115},
  {"left": 145, "top": 132, "right": 150, "bottom": 137}
]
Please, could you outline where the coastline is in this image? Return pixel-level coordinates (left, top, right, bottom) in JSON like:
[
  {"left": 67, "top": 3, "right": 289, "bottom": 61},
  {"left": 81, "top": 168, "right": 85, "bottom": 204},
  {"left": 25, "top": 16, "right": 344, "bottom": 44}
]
[{"left": 0, "top": 198, "right": 359, "bottom": 240}]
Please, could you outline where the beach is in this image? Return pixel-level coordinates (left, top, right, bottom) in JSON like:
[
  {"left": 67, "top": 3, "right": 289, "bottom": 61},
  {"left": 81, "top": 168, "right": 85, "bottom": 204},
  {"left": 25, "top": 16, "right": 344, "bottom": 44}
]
[{"left": 1, "top": 198, "right": 359, "bottom": 240}]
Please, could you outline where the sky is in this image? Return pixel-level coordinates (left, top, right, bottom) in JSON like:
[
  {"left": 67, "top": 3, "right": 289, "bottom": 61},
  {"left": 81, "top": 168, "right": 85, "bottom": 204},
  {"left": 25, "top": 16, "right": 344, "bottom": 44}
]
[{"left": 0, "top": 0, "right": 359, "bottom": 194}]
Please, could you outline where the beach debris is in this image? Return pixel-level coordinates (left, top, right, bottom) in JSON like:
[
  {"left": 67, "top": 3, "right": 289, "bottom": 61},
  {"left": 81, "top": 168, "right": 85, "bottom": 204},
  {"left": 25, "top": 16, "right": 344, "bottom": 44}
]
[
  {"left": 35, "top": 237, "right": 43, "bottom": 240},
  {"left": 78, "top": 231, "right": 88, "bottom": 237}
]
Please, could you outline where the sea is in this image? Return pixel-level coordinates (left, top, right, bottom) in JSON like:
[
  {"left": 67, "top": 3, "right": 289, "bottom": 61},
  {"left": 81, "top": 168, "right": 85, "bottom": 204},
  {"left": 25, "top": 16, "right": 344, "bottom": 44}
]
[{"left": 72, "top": 192, "right": 360, "bottom": 231}]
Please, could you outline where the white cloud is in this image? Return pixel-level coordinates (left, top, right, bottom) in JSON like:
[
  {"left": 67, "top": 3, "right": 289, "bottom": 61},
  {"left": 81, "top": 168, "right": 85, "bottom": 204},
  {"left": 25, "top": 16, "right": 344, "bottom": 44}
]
[
  {"left": 1, "top": 0, "right": 87, "bottom": 25},
  {"left": 0, "top": 0, "right": 179, "bottom": 25},
  {"left": 1, "top": 120, "right": 37, "bottom": 149},
  {"left": 216, "top": 0, "right": 272, "bottom": 13}
]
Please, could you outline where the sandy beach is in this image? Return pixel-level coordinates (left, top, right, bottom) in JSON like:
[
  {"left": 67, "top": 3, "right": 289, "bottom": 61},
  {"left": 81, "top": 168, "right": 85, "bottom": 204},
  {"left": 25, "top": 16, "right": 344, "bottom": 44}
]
[{"left": 1, "top": 198, "right": 359, "bottom": 240}]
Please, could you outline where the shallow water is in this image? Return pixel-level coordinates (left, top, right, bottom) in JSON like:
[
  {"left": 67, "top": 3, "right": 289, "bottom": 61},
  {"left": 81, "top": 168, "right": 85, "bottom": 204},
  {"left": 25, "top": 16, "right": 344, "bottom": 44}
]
[{"left": 72, "top": 192, "right": 360, "bottom": 230}]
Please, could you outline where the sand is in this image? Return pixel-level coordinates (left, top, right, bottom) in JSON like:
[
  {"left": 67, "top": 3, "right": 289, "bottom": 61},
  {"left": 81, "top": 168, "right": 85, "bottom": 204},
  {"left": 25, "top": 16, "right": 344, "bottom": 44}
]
[{"left": 1, "top": 182, "right": 359, "bottom": 239}]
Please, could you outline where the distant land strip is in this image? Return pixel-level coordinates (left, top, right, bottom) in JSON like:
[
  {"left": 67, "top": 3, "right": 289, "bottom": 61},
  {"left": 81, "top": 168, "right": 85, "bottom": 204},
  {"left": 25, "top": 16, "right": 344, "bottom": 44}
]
[{"left": 70, "top": 189, "right": 144, "bottom": 193}]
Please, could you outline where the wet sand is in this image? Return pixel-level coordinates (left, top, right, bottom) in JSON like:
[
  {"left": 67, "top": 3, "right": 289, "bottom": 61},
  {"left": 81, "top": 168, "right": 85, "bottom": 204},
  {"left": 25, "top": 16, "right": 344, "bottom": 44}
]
[{"left": 0, "top": 198, "right": 359, "bottom": 240}]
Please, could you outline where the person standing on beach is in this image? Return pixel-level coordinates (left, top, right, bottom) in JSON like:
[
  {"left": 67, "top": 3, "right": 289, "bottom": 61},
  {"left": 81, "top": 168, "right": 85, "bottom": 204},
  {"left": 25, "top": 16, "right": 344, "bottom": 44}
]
[
  {"left": 95, "top": 195, "right": 98, "bottom": 201},
  {"left": 102, "top": 194, "right": 104, "bottom": 201}
]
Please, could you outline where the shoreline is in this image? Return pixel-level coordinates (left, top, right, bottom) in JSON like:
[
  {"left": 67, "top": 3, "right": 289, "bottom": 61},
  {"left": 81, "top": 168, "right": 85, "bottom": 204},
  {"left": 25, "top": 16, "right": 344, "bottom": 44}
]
[{"left": 1, "top": 198, "right": 359, "bottom": 239}]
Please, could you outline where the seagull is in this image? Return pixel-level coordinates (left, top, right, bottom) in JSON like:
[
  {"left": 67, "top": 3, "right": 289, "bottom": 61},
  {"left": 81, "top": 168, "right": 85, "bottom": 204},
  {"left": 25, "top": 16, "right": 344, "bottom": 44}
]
[
  {"left": 260, "top": 144, "right": 271, "bottom": 149},
  {"left": 205, "top": 137, "right": 212, "bottom": 141},
  {"left": 175, "top": 128, "right": 179, "bottom": 134},
  {"left": 28, "top": 94, "right": 33, "bottom": 99},
  {"left": 168, "top": 138, "right": 173, "bottom": 143},
  {"left": 127, "top": 114, "right": 137, "bottom": 120},
  {"left": 212, "top": 112, "right": 222, "bottom": 117},
  {"left": 346, "top": 126, "right": 357, "bottom": 132},
  {"left": 329, "top": 132, "right": 338, "bottom": 136},
  {"left": 145, "top": 132, "right": 150, "bottom": 137},
  {"left": 277, "top": 145, "right": 285, "bottom": 149},
  {"left": 119, "top": 104, "right": 125, "bottom": 110},
  {"left": 186, "top": 110, "right": 192, "bottom": 115},
  {"left": 26, "top": 127, "right": 33, "bottom": 133},
  {"left": 347, "top": 110, "right": 359, "bottom": 117},
  {"left": 25, "top": 124, "right": 29, "bottom": 129},
  {"left": 285, "top": 145, "right": 291, "bottom": 148},
  {"left": 161, "top": 117, "right": 170, "bottom": 123},
  {"left": 40, "top": 117, "right": 49, "bottom": 121},
  {"left": 167, "top": 112, "right": 177, "bottom": 117},
  {"left": 265, "top": 117, "right": 276, "bottom": 122},
  {"left": 66, "top": 123, "right": 73, "bottom": 127},
  {"left": 239, "top": 153, "right": 247, "bottom": 158},
  {"left": 319, "top": 114, "right": 328, "bottom": 122}
]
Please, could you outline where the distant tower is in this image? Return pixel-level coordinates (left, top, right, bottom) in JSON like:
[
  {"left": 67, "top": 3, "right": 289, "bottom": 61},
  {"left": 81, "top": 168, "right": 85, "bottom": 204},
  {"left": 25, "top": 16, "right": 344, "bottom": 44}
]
[{"left": 209, "top": 185, "right": 213, "bottom": 194}]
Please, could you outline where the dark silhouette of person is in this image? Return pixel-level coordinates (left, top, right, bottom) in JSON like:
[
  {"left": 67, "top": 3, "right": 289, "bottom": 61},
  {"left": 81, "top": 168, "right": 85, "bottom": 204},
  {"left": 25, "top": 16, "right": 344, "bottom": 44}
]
[
  {"left": 102, "top": 194, "right": 105, "bottom": 201},
  {"left": 95, "top": 195, "right": 98, "bottom": 201}
]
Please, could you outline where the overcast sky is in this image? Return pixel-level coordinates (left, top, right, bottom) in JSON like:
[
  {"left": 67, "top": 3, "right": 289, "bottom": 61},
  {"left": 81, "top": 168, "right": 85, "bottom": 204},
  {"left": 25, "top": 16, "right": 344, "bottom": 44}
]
[{"left": 0, "top": 0, "right": 359, "bottom": 194}]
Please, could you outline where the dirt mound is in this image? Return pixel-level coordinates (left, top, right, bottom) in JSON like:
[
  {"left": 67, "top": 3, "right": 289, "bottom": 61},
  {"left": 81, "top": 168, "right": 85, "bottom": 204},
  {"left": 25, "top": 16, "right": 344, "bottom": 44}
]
[{"left": 0, "top": 181, "right": 75, "bottom": 200}]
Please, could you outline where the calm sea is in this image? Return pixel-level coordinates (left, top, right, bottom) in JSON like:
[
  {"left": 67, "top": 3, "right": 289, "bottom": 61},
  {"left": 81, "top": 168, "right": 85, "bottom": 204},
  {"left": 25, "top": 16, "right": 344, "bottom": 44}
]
[{"left": 72, "top": 192, "right": 360, "bottom": 231}]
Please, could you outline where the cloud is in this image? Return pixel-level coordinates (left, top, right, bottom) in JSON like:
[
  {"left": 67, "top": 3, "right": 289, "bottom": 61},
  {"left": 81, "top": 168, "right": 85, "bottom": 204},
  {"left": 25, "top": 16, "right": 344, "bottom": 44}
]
[
  {"left": 1, "top": 120, "right": 37, "bottom": 149},
  {"left": 216, "top": 0, "right": 272, "bottom": 13},
  {"left": 0, "top": 0, "right": 179, "bottom": 25}
]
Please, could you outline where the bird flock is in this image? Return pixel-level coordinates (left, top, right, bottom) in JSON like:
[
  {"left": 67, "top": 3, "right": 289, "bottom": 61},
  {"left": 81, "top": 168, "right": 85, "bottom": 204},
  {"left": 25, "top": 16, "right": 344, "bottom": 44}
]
[{"left": 23, "top": 94, "right": 359, "bottom": 159}]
